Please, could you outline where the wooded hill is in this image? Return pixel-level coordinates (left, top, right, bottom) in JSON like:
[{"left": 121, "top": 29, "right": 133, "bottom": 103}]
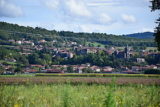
[
  {"left": 125, "top": 32, "right": 154, "bottom": 39},
  {"left": 0, "top": 22, "right": 155, "bottom": 47}
]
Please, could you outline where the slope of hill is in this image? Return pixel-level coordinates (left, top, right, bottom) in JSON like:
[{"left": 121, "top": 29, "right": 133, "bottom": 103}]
[
  {"left": 126, "top": 32, "right": 154, "bottom": 39},
  {"left": 0, "top": 22, "right": 156, "bottom": 47}
]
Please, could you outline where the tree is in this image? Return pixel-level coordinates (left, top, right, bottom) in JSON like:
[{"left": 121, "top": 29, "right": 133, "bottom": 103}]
[
  {"left": 82, "top": 68, "right": 94, "bottom": 73},
  {"left": 151, "top": 0, "right": 160, "bottom": 10},
  {"left": 151, "top": 0, "right": 160, "bottom": 50},
  {"left": 0, "top": 47, "right": 9, "bottom": 59},
  {"left": 67, "top": 66, "right": 74, "bottom": 73},
  {"left": 0, "top": 30, "right": 9, "bottom": 40},
  {"left": 14, "top": 66, "right": 22, "bottom": 73},
  {"left": 16, "top": 55, "right": 29, "bottom": 66},
  {"left": 0, "top": 66, "right": 4, "bottom": 74},
  {"left": 41, "top": 54, "right": 52, "bottom": 65},
  {"left": 28, "top": 53, "right": 40, "bottom": 64}
]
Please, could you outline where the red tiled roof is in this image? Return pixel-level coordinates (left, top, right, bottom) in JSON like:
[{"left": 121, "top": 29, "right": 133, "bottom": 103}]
[{"left": 25, "top": 69, "right": 38, "bottom": 73}]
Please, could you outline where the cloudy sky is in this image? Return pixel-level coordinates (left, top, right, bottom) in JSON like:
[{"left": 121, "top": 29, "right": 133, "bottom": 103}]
[{"left": 0, "top": 0, "right": 159, "bottom": 34}]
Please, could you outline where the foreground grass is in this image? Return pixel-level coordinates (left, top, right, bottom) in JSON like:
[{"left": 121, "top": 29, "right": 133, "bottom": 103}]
[{"left": 0, "top": 84, "right": 160, "bottom": 107}]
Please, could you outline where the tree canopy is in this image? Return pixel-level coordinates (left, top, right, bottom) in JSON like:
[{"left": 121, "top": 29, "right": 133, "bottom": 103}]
[{"left": 151, "top": 0, "right": 160, "bottom": 50}]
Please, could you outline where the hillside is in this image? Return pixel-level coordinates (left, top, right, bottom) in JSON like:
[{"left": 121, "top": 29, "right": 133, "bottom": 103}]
[{"left": 0, "top": 22, "right": 155, "bottom": 47}]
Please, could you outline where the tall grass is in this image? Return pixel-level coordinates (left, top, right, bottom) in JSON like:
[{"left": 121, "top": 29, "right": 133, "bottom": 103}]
[{"left": 0, "top": 84, "right": 160, "bottom": 107}]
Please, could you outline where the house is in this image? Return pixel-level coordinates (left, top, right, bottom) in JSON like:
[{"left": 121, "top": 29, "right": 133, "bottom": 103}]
[
  {"left": 56, "top": 49, "right": 74, "bottom": 59},
  {"left": 71, "top": 64, "right": 88, "bottom": 73},
  {"left": 39, "top": 39, "right": 46, "bottom": 43},
  {"left": 76, "top": 47, "right": 98, "bottom": 55},
  {"left": 71, "top": 42, "right": 77, "bottom": 45},
  {"left": 132, "top": 65, "right": 158, "bottom": 72},
  {"left": 51, "top": 65, "right": 68, "bottom": 71},
  {"left": 30, "top": 65, "right": 45, "bottom": 70},
  {"left": 120, "top": 66, "right": 129, "bottom": 71},
  {"left": 16, "top": 40, "right": 22, "bottom": 45},
  {"left": 105, "top": 50, "right": 114, "bottom": 55},
  {"left": 102, "top": 66, "right": 114, "bottom": 73},
  {"left": 68, "top": 52, "right": 74, "bottom": 58},
  {"left": 149, "top": 65, "right": 158, "bottom": 69},
  {"left": 136, "top": 58, "right": 145, "bottom": 63},
  {"left": 90, "top": 66, "right": 101, "bottom": 72},
  {"left": 156, "top": 64, "right": 160, "bottom": 69}
]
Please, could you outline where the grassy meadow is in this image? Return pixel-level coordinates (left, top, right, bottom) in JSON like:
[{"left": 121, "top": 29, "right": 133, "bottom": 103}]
[
  {"left": 0, "top": 83, "right": 160, "bottom": 107},
  {"left": 0, "top": 74, "right": 160, "bottom": 107}
]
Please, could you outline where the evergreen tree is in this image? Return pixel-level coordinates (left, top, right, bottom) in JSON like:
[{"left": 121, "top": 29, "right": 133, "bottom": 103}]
[{"left": 151, "top": 0, "right": 160, "bottom": 50}]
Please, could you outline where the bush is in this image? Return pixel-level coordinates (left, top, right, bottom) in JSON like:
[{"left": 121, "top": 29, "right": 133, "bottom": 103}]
[{"left": 144, "top": 69, "right": 160, "bottom": 74}]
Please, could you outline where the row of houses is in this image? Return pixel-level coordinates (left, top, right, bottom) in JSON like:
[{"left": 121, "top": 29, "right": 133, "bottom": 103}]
[
  {"left": 1, "top": 62, "right": 159, "bottom": 74},
  {"left": 120, "top": 65, "right": 160, "bottom": 74},
  {"left": 26, "top": 64, "right": 160, "bottom": 73},
  {"left": 24, "top": 64, "right": 160, "bottom": 74},
  {"left": 23, "top": 64, "right": 114, "bottom": 74}
]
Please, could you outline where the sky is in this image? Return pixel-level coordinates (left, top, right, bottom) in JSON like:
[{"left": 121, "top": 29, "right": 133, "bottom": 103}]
[{"left": 0, "top": 0, "right": 159, "bottom": 35}]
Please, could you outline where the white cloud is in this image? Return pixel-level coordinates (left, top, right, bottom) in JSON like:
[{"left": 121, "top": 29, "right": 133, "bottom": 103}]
[
  {"left": 44, "top": 0, "right": 91, "bottom": 17},
  {"left": 121, "top": 14, "right": 136, "bottom": 23},
  {"left": 65, "top": 0, "right": 91, "bottom": 17},
  {"left": 0, "top": 0, "right": 23, "bottom": 17},
  {"left": 98, "top": 13, "right": 113, "bottom": 24}
]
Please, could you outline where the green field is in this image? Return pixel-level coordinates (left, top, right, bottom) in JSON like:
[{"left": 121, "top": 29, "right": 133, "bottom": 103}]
[
  {"left": 0, "top": 75, "right": 160, "bottom": 107},
  {"left": 86, "top": 42, "right": 105, "bottom": 48},
  {"left": 0, "top": 84, "right": 160, "bottom": 107}
]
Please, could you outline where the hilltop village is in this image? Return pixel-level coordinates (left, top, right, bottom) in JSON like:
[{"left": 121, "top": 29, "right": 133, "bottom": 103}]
[{"left": 0, "top": 22, "right": 160, "bottom": 74}]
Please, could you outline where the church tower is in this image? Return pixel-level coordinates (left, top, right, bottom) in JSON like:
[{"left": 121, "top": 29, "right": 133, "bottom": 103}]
[{"left": 124, "top": 45, "right": 130, "bottom": 59}]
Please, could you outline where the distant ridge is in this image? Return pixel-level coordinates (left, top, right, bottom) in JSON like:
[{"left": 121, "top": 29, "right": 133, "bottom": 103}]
[
  {"left": 0, "top": 21, "right": 155, "bottom": 47},
  {"left": 125, "top": 32, "right": 154, "bottom": 39}
]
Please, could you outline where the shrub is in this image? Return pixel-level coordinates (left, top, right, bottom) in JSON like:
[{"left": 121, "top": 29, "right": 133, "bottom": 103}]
[{"left": 144, "top": 69, "right": 160, "bottom": 74}]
